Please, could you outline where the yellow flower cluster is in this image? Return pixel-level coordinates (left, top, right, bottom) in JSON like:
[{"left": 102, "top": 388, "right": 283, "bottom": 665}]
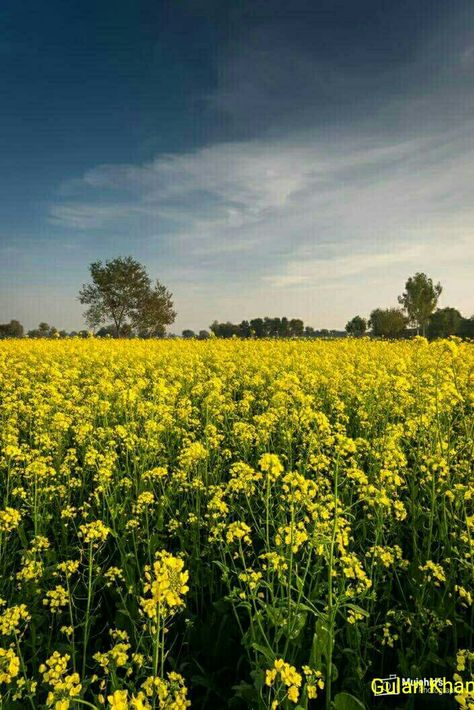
[
  {"left": 419, "top": 560, "right": 447, "bottom": 586},
  {"left": 78, "top": 520, "right": 110, "bottom": 546},
  {"left": 226, "top": 521, "right": 252, "bottom": 545},
  {"left": 43, "top": 585, "right": 69, "bottom": 613},
  {"left": 105, "top": 671, "right": 191, "bottom": 709},
  {"left": 0, "top": 647, "right": 20, "bottom": 684},
  {"left": 0, "top": 507, "right": 21, "bottom": 533},
  {"left": 140, "top": 672, "right": 191, "bottom": 709},
  {"left": 39, "top": 651, "right": 82, "bottom": 709},
  {"left": 140, "top": 551, "right": 189, "bottom": 622},
  {"left": 266, "top": 658, "right": 323, "bottom": 705},
  {"left": 0, "top": 604, "right": 31, "bottom": 635}
]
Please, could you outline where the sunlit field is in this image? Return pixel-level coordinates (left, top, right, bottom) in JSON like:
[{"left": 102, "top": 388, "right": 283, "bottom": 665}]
[{"left": 0, "top": 338, "right": 473, "bottom": 710}]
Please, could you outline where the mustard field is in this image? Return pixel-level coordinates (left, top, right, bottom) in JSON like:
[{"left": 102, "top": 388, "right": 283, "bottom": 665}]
[{"left": 0, "top": 338, "right": 473, "bottom": 710}]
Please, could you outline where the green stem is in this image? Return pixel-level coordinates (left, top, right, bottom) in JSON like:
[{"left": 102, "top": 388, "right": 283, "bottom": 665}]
[{"left": 82, "top": 543, "right": 94, "bottom": 679}]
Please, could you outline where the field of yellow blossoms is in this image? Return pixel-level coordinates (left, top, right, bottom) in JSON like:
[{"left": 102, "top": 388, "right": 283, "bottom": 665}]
[{"left": 0, "top": 338, "right": 473, "bottom": 710}]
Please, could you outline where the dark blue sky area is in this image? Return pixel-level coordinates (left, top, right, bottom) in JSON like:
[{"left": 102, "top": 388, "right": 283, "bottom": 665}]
[{"left": 0, "top": 0, "right": 451, "bottom": 218}]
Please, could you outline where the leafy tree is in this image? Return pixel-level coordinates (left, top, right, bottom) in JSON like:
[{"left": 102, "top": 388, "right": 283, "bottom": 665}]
[
  {"left": 95, "top": 325, "right": 116, "bottom": 338},
  {"left": 39, "top": 322, "right": 51, "bottom": 336},
  {"left": 28, "top": 322, "right": 55, "bottom": 338},
  {"left": 279, "top": 317, "right": 289, "bottom": 337},
  {"left": 369, "top": 308, "right": 408, "bottom": 338},
  {"left": 289, "top": 319, "right": 304, "bottom": 337},
  {"left": 211, "top": 317, "right": 307, "bottom": 338},
  {"left": 198, "top": 330, "right": 210, "bottom": 340},
  {"left": 249, "top": 318, "right": 265, "bottom": 337},
  {"left": 427, "top": 308, "right": 462, "bottom": 339},
  {"left": 238, "top": 320, "right": 252, "bottom": 338},
  {"left": 345, "top": 315, "right": 367, "bottom": 337},
  {"left": 79, "top": 256, "right": 175, "bottom": 337},
  {"left": 398, "top": 272, "right": 442, "bottom": 336},
  {"left": 182, "top": 329, "right": 195, "bottom": 339},
  {"left": 210, "top": 321, "right": 239, "bottom": 338},
  {"left": 0, "top": 319, "right": 24, "bottom": 338},
  {"left": 459, "top": 316, "right": 474, "bottom": 339}
]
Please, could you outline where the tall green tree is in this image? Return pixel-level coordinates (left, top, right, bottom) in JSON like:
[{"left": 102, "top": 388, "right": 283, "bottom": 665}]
[
  {"left": 0, "top": 319, "right": 24, "bottom": 338},
  {"left": 79, "top": 256, "right": 176, "bottom": 337},
  {"left": 289, "top": 319, "right": 304, "bottom": 337},
  {"left": 427, "top": 307, "right": 462, "bottom": 339},
  {"left": 369, "top": 308, "right": 408, "bottom": 338},
  {"left": 459, "top": 316, "right": 474, "bottom": 339},
  {"left": 345, "top": 315, "right": 367, "bottom": 337},
  {"left": 398, "top": 272, "right": 442, "bottom": 336}
]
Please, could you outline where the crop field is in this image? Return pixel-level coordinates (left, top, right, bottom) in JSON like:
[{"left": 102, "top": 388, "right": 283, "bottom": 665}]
[{"left": 0, "top": 338, "right": 473, "bottom": 710}]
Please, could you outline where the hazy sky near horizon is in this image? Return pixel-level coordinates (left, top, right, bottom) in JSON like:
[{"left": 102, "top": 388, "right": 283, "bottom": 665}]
[{"left": 1, "top": 0, "right": 473, "bottom": 332}]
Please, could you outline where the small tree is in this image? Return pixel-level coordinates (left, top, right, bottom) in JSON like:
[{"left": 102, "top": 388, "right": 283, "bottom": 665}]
[
  {"left": 28, "top": 322, "right": 55, "bottom": 338},
  {"left": 369, "top": 308, "right": 408, "bottom": 338},
  {"left": 39, "top": 322, "right": 51, "bottom": 337},
  {"left": 459, "top": 316, "right": 474, "bottom": 339},
  {"left": 182, "top": 329, "right": 195, "bottom": 339},
  {"left": 345, "top": 315, "right": 367, "bottom": 337},
  {"left": 289, "top": 319, "right": 304, "bottom": 337},
  {"left": 79, "top": 256, "right": 176, "bottom": 337},
  {"left": 398, "top": 272, "right": 442, "bottom": 336},
  {"left": 427, "top": 307, "right": 462, "bottom": 339},
  {"left": 0, "top": 320, "right": 24, "bottom": 338}
]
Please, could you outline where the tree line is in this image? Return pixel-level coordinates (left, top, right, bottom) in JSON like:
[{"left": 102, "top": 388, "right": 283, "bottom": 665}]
[
  {"left": 346, "top": 272, "right": 474, "bottom": 339},
  {"left": 0, "top": 258, "right": 472, "bottom": 340},
  {"left": 208, "top": 319, "right": 345, "bottom": 339}
]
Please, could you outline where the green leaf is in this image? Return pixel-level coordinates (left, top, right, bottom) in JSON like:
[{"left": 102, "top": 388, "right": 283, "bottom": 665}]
[
  {"left": 332, "top": 691, "right": 366, "bottom": 710},
  {"left": 251, "top": 643, "right": 274, "bottom": 664},
  {"left": 310, "top": 618, "right": 331, "bottom": 667}
]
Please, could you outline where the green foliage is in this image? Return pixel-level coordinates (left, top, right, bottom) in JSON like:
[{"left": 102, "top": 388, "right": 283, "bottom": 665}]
[
  {"left": 209, "top": 317, "right": 338, "bottom": 339},
  {"left": 0, "top": 319, "right": 24, "bottom": 338},
  {"left": 333, "top": 692, "right": 366, "bottom": 710},
  {"left": 345, "top": 316, "right": 367, "bottom": 337},
  {"left": 398, "top": 272, "right": 442, "bottom": 336},
  {"left": 368, "top": 308, "right": 408, "bottom": 338},
  {"left": 427, "top": 307, "right": 462, "bottom": 339},
  {"left": 27, "top": 322, "right": 57, "bottom": 338},
  {"left": 79, "top": 256, "right": 176, "bottom": 337},
  {"left": 459, "top": 316, "right": 474, "bottom": 339}
]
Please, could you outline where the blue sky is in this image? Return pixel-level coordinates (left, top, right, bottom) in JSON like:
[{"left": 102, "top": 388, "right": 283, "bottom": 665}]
[{"left": 1, "top": 0, "right": 473, "bottom": 332}]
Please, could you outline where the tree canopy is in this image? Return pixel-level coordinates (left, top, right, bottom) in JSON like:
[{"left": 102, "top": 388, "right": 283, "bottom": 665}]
[
  {"left": 369, "top": 308, "right": 408, "bottom": 338},
  {"left": 345, "top": 315, "right": 367, "bottom": 337},
  {"left": 0, "top": 319, "right": 24, "bottom": 338},
  {"left": 210, "top": 317, "right": 308, "bottom": 338},
  {"left": 427, "top": 307, "right": 462, "bottom": 339},
  {"left": 79, "top": 256, "right": 176, "bottom": 337},
  {"left": 398, "top": 272, "right": 442, "bottom": 336}
]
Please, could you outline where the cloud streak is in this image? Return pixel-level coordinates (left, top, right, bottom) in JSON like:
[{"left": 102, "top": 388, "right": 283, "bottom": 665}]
[{"left": 51, "top": 121, "right": 474, "bottom": 269}]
